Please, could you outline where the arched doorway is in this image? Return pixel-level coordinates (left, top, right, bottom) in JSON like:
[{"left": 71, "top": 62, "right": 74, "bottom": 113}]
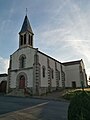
[
  {"left": 19, "top": 75, "right": 25, "bottom": 89},
  {"left": 0, "top": 81, "right": 7, "bottom": 93},
  {"left": 16, "top": 72, "right": 27, "bottom": 89}
]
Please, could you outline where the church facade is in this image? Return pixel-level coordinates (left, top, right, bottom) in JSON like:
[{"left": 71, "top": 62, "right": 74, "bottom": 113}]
[{"left": 1, "top": 15, "right": 87, "bottom": 96}]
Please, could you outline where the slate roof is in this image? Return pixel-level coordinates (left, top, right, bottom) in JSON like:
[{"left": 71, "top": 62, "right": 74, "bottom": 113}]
[
  {"left": 0, "top": 74, "right": 8, "bottom": 77},
  {"left": 62, "top": 59, "right": 82, "bottom": 66},
  {"left": 19, "top": 15, "right": 34, "bottom": 34}
]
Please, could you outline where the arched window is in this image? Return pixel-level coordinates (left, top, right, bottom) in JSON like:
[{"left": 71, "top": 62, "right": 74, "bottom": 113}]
[
  {"left": 58, "top": 71, "right": 60, "bottom": 80},
  {"left": 29, "top": 34, "right": 31, "bottom": 45},
  {"left": 42, "top": 66, "right": 45, "bottom": 78},
  {"left": 24, "top": 34, "right": 26, "bottom": 44},
  {"left": 28, "top": 34, "right": 33, "bottom": 46},
  {"left": 31, "top": 35, "right": 33, "bottom": 46},
  {"left": 19, "top": 55, "right": 26, "bottom": 68},
  {"left": 20, "top": 35, "right": 23, "bottom": 45}
]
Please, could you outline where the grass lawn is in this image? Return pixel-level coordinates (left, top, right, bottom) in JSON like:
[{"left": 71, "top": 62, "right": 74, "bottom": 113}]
[{"left": 62, "top": 88, "right": 90, "bottom": 100}]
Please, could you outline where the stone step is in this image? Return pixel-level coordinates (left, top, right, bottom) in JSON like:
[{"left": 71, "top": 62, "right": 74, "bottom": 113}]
[{"left": 8, "top": 89, "right": 25, "bottom": 97}]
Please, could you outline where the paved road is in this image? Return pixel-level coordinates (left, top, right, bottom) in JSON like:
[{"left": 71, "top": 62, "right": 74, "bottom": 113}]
[{"left": 0, "top": 96, "right": 69, "bottom": 120}]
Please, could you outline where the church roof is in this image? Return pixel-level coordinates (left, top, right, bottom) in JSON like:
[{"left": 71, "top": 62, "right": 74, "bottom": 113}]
[
  {"left": 19, "top": 15, "right": 34, "bottom": 34},
  {"left": 62, "top": 59, "right": 82, "bottom": 66},
  {"left": 0, "top": 74, "right": 8, "bottom": 77}
]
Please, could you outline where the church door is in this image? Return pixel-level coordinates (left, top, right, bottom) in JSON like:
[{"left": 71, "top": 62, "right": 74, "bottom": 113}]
[
  {"left": 19, "top": 75, "right": 25, "bottom": 89},
  {"left": 72, "top": 81, "right": 76, "bottom": 88}
]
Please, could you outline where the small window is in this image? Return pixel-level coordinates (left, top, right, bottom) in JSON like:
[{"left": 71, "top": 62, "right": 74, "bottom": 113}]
[{"left": 42, "top": 66, "right": 45, "bottom": 78}]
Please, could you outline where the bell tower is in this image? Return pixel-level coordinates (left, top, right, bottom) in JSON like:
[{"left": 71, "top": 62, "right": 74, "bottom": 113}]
[{"left": 19, "top": 15, "right": 34, "bottom": 48}]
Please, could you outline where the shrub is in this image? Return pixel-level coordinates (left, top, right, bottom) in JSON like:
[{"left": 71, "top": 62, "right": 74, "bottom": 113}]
[{"left": 68, "top": 91, "right": 90, "bottom": 120}]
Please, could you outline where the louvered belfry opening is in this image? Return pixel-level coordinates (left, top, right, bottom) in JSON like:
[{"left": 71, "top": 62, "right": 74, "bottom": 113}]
[{"left": 19, "top": 15, "right": 34, "bottom": 48}]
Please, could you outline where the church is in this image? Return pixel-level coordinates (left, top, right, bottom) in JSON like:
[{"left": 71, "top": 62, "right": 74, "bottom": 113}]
[{"left": 0, "top": 15, "right": 88, "bottom": 96}]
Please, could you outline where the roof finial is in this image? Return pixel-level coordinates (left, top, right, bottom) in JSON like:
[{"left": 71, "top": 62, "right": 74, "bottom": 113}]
[{"left": 26, "top": 8, "right": 27, "bottom": 15}]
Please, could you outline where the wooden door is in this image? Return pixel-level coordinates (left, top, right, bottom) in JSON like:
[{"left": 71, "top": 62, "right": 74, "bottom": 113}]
[{"left": 19, "top": 75, "right": 25, "bottom": 89}]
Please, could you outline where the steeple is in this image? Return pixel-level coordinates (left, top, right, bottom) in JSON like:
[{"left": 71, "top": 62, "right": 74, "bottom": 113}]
[
  {"left": 19, "top": 15, "right": 34, "bottom": 48},
  {"left": 19, "top": 15, "right": 34, "bottom": 34}
]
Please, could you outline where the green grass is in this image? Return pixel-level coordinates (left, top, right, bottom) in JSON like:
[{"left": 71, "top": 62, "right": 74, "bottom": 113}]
[{"left": 62, "top": 88, "right": 90, "bottom": 100}]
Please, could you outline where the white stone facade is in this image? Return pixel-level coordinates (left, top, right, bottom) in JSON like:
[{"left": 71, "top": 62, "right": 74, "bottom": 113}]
[
  {"left": 7, "top": 46, "right": 87, "bottom": 95},
  {"left": 8, "top": 47, "right": 36, "bottom": 88},
  {"left": 63, "top": 60, "right": 87, "bottom": 88}
]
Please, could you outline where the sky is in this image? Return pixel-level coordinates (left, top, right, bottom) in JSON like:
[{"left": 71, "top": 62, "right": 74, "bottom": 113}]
[{"left": 0, "top": 0, "right": 90, "bottom": 80}]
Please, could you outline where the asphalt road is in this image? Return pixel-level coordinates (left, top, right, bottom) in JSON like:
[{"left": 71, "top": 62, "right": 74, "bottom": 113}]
[{"left": 0, "top": 96, "right": 69, "bottom": 120}]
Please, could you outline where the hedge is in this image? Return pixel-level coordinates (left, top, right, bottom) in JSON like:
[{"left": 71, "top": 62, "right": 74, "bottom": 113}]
[{"left": 68, "top": 91, "right": 90, "bottom": 120}]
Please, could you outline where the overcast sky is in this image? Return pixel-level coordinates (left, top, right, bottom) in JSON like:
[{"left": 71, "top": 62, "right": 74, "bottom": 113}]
[{"left": 0, "top": 0, "right": 90, "bottom": 79}]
